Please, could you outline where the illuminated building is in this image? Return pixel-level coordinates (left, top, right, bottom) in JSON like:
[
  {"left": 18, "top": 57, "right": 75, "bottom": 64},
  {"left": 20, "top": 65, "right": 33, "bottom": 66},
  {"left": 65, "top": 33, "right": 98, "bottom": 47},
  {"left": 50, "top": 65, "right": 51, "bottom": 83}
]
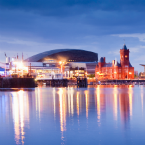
[
  {"left": 139, "top": 64, "right": 145, "bottom": 78},
  {"left": 25, "top": 49, "right": 98, "bottom": 62},
  {"left": 95, "top": 44, "right": 134, "bottom": 80},
  {"left": 0, "top": 67, "right": 5, "bottom": 76},
  {"left": 24, "top": 49, "right": 98, "bottom": 78},
  {"left": 0, "top": 49, "right": 98, "bottom": 78}
]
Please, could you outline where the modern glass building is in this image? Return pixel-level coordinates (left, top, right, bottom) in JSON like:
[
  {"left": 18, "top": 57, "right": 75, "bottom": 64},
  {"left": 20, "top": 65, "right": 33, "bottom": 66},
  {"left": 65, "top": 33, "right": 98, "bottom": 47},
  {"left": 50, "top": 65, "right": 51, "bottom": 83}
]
[
  {"left": 24, "top": 49, "right": 98, "bottom": 79},
  {"left": 25, "top": 49, "right": 98, "bottom": 63}
]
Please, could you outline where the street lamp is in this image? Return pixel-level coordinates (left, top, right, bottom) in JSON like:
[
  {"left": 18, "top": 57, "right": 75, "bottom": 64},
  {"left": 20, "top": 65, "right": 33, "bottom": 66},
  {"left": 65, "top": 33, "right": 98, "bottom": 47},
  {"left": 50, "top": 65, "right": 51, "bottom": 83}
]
[
  {"left": 59, "top": 61, "right": 65, "bottom": 78},
  {"left": 59, "top": 61, "right": 64, "bottom": 73},
  {"left": 85, "top": 72, "right": 87, "bottom": 78}
]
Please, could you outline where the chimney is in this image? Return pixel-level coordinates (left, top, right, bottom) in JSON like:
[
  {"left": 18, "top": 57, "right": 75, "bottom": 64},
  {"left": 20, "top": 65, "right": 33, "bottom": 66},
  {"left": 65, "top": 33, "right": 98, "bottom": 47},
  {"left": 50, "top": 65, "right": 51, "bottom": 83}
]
[{"left": 104, "top": 57, "right": 106, "bottom": 63}]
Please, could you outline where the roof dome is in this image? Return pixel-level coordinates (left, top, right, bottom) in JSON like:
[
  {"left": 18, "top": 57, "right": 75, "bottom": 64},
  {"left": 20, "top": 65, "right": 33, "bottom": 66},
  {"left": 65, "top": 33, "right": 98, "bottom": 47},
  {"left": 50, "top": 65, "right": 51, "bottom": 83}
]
[
  {"left": 99, "top": 57, "right": 104, "bottom": 63},
  {"left": 25, "top": 49, "right": 98, "bottom": 62},
  {"left": 122, "top": 44, "right": 127, "bottom": 50}
]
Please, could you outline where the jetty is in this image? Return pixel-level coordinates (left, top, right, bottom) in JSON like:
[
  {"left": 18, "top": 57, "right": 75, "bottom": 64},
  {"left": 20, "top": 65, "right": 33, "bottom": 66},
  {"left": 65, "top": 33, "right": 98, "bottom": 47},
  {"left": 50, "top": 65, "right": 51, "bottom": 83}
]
[
  {"left": 0, "top": 78, "right": 35, "bottom": 88},
  {"left": 36, "top": 79, "right": 68, "bottom": 87},
  {"left": 77, "top": 78, "right": 87, "bottom": 87},
  {"left": 99, "top": 79, "right": 145, "bottom": 85}
]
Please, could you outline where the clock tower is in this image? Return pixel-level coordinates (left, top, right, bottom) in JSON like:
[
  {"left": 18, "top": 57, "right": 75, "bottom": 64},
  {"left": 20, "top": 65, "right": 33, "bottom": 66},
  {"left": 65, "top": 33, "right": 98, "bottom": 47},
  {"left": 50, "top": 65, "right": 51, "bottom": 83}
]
[
  {"left": 120, "top": 44, "right": 129, "bottom": 66},
  {"left": 120, "top": 44, "right": 130, "bottom": 79}
]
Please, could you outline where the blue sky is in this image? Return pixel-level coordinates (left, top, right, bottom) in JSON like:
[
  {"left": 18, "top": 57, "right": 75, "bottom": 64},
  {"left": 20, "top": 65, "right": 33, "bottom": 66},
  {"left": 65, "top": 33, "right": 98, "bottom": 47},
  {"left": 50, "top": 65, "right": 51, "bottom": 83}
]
[{"left": 0, "top": 0, "right": 145, "bottom": 72}]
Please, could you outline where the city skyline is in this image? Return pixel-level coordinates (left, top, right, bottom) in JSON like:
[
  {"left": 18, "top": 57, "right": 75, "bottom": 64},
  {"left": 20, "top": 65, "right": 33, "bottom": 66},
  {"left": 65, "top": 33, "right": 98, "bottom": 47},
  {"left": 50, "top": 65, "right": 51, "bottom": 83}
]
[{"left": 1, "top": 0, "right": 145, "bottom": 72}]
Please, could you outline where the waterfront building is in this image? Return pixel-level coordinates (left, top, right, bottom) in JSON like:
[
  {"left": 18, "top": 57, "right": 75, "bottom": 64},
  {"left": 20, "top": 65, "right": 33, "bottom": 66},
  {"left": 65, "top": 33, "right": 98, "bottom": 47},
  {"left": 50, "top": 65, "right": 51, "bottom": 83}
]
[
  {"left": 95, "top": 44, "right": 134, "bottom": 80},
  {"left": 140, "top": 64, "right": 145, "bottom": 78},
  {"left": 0, "top": 49, "right": 98, "bottom": 79},
  {"left": 0, "top": 67, "right": 5, "bottom": 76},
  {"left": 24, "top": 49, "right": 98, "bottom": 78}
]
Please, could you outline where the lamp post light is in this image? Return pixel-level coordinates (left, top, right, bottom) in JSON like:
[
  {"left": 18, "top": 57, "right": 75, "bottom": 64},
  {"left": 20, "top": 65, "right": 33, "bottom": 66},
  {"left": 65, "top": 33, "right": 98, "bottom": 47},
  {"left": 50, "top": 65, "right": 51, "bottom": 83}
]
[
  {"left": 85, "top": 72, "right": 87, "bottom": 78},
  {"left": 59, "top": 61, "right": 64, "bottom": 73},
  {"left": 59, "top": 61, "right": 65, "bottom": 78},
  {"left": 129, "top": 72, "right": 132, "bottom": 79}
]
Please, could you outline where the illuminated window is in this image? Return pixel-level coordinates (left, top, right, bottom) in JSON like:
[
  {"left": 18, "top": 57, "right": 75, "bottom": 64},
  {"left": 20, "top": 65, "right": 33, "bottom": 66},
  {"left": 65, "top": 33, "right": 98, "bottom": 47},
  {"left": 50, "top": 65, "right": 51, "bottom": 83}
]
[{"left": 125, "top": 55, "right": 127, "bottom": 58}]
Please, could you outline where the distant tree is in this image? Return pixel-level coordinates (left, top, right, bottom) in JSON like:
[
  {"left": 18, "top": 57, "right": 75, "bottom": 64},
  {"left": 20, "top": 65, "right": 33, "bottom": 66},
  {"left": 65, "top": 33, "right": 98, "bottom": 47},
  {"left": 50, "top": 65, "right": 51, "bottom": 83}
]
[
  {"left": 88, "top": 74, "right": 95, "bottom": 78},
  {"left": 139, "top": 72, "right": 142, "bottom": 77},
  {"left": 134, "top": 74, "right": 138, "bottom": 78}
]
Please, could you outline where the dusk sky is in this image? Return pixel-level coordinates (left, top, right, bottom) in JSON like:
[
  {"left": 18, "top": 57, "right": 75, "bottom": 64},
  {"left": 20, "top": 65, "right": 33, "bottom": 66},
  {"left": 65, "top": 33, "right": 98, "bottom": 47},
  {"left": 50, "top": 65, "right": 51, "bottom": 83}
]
[{"left": 1, "top": 0, "right": 145, "bottom": 72}]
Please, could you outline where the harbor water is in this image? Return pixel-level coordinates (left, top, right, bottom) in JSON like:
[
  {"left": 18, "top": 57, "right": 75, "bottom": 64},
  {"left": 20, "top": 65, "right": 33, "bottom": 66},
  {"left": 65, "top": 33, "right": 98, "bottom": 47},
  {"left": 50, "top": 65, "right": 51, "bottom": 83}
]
[{"left": 0, "top": 85, "right": 145, "bottom": 145}]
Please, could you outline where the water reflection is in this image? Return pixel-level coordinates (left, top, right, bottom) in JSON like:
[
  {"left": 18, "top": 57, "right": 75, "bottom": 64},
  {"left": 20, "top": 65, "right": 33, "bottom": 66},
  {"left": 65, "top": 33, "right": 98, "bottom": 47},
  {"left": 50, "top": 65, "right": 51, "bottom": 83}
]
[
  {"left": 128, "top": 85, "right": 133, "bottom": 117},
  {"left": 96, "top": 86, "right": 101, "bottom": 121},
  {"left": 141, "top": 85, "right": 144, "bottom": 114},
  {"left": 0, "top": 86, "right": 145, "bottom": 144},
  {"left": 11, "top": 90, "right": 30, "bottom": 145},
  {"left": 85, "top": 90, "right": 89, "bottom": 119},
  {"left": 58, "top": 88, "right": 66, "bottom": 142},
  {"left": 36, "top": 88, "right": 41, "bottom": 121},
  {"left": 113, "top": 86, "right": 118, "bottom": 120},
  {"left": 53, "top": 88, "right": 56, "bottom": 119},
  {"left": 76, "top": 91, "right": 80, "bottom": 117}
]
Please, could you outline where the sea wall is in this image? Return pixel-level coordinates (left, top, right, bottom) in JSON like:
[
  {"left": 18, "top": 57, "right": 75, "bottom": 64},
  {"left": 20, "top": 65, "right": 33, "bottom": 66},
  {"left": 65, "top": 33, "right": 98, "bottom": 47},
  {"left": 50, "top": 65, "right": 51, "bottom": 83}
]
[{"left": 0, "top": 78, "right": 35, "bottom": 88}]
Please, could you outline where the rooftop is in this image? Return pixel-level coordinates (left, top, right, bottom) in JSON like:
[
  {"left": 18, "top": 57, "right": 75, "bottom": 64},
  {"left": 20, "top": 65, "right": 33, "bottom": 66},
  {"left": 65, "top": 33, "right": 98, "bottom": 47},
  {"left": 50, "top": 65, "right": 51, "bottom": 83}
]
[{"left": 122, "top": 44, "right": 128, "bottom": 50}]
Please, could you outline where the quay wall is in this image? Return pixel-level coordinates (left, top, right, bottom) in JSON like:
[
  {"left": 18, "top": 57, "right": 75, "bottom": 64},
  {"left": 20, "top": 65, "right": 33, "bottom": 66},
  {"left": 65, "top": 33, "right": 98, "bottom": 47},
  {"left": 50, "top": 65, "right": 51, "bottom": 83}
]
[
  {"left": 99, "top": 79, "right": 145, "bottom": 84},
  {"left": 0, "top": 78, "right": 35, "bottom": 88}
]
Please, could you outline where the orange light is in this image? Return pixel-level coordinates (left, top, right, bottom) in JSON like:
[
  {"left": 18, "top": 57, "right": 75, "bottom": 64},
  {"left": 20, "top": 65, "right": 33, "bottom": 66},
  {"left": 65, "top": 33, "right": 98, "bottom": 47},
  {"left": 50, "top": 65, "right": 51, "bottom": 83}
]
[{"left": 129, "top": 72, "right": 132, "bottom": 74}]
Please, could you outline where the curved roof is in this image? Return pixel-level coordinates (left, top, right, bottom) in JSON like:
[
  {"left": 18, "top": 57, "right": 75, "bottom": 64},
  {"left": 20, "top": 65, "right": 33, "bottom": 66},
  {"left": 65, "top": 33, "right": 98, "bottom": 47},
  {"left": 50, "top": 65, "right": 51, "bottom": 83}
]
[
  {"left": 25, "top": 49, "right": 98, "bottom": 62},
  {"left": 122, "top": 44, "right": 128, "bottom": 50}
]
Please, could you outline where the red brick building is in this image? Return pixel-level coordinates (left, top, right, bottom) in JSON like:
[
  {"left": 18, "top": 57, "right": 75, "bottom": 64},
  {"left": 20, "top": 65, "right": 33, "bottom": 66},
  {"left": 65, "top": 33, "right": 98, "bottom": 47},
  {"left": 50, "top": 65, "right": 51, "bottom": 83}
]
[{"left": 95, "top": 44, "right": 134, "bottom": 80}]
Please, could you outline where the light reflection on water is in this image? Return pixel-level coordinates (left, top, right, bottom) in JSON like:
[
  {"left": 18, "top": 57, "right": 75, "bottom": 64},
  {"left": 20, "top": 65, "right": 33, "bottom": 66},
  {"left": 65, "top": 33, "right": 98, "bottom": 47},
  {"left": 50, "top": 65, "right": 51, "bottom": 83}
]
[{"left": 0, "top": 85, "right": 145, "bottom": 144}]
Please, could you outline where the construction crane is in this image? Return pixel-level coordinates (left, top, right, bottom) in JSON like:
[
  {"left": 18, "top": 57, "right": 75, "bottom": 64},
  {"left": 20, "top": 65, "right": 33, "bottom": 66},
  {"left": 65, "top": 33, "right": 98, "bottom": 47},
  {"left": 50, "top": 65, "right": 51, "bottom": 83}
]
[{"left": 4, "top": 52, "right": 7, "bottom": 77}]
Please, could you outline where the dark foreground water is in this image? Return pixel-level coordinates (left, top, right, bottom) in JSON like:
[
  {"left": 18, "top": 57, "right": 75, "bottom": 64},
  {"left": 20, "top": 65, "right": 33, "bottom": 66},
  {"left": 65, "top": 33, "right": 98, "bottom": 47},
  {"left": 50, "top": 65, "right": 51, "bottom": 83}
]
[{"left": 0, "top": 85, "right": 145, "bottom": 145}]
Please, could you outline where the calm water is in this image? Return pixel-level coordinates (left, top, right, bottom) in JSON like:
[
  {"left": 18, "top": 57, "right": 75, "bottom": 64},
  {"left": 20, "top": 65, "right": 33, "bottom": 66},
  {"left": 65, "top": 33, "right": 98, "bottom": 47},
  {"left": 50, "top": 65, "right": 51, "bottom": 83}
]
[{"left": 0, "top": 85, "right": 145, "bottom": 145}]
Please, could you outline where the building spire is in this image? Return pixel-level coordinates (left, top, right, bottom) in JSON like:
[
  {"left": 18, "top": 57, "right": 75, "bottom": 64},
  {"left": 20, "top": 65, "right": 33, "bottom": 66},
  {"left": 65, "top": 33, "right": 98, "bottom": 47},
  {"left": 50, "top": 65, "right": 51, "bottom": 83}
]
[{"left": 124, "top": 39, "right": 125, "bottom": 45}]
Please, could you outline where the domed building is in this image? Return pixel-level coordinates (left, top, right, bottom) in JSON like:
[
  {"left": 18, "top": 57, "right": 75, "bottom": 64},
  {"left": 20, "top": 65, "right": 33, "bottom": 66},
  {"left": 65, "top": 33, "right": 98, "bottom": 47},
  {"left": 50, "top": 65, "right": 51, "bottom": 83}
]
[
  {"left": 24, "top": 49, "right": 98, "bottom": 78},
  {"left": 25, "top": 49, "right": 98, "bottom": 62}
]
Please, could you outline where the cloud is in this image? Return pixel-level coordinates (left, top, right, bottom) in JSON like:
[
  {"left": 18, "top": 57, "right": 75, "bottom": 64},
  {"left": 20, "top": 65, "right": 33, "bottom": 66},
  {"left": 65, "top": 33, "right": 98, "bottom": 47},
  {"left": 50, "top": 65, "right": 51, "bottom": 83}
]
[
  {"left": 1, "top": 0, "right": 145, "bottom": 14},
  {"left": 0, "top": 35, "right": 99, "bottom": 61},
  {"left": 1, "top": 0, "right": 145, "bottom": 72},
  {"left": 108, "top": 50, "right": 120, "bottom": 55},
  {"left": 112, "top": 33, "right": 145, "bottom": 42},
  {"left": 135, "top": 55, "right": 145, "bottom": 61}
]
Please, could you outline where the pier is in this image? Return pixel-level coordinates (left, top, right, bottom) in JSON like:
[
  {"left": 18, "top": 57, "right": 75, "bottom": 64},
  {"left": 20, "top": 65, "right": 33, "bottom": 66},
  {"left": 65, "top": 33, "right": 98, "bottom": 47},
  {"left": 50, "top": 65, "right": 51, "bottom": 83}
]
[
  {"left": 37, "top": 79, "right": 68, "bottom": 87},
  {"left": 99, "top": 79, "right": 145, "bottom": 85},
  {"left": 77, "top": 78, "right": 87, "bottom": 87},
  {"left": 0, "top": 78, "right": 35, "bottom": 88}
]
